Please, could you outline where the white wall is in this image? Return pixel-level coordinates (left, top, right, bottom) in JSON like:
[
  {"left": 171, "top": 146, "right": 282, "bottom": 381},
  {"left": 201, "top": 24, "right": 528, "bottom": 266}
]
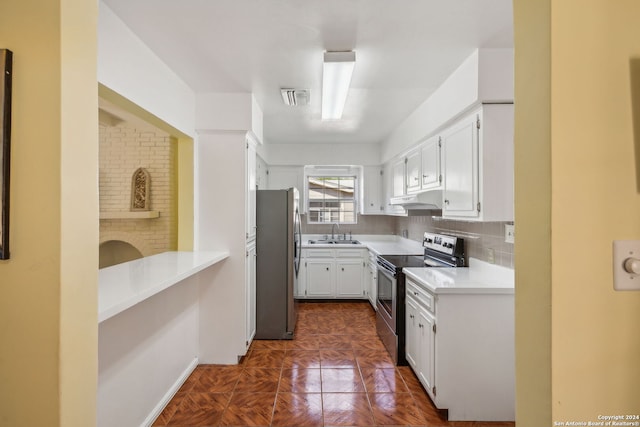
[
  {"left": 97, "top": 275, "right": 199, "bottom": 427},
  {"left": 195, "top": 132, "right": 248, "bottom": 363},
  {"left": 195, "top": 92, "right": 264, "bottom": 143},
  {"left": 380, "top": 48, "right": 514, "bottom": 163},
  {"left": 265, "top": 142, "right": 381, "bottom": 166},
  {"left": 98, "top": 1, "right": 196, "bottom": 136}
]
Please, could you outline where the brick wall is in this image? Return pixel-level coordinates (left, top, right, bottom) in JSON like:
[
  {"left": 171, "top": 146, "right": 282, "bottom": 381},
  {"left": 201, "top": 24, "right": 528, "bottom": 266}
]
[{"left": 99, "top": 122, "right": 177, "bottom": 257}]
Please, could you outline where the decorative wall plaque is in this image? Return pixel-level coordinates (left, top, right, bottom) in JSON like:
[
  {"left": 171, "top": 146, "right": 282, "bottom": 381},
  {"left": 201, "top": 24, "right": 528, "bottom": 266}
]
[
  {"left": 130, "top": 167, "right": 151, "bottom": 211},
  {"left": 1, "top": 49, "right": 13, "bottom": 260}
]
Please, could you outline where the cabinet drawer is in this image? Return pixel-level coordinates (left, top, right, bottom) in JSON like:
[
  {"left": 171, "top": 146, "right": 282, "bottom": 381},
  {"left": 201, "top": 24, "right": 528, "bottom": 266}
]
[
  {"left": 336, "top": 249, "right": 365, "bottom": 259},
  {"left": 304, "top": 249, "right": 334, "bottom": 258},
  {"left": 406, "top": 279, "right": 435, "bottom": 314}
]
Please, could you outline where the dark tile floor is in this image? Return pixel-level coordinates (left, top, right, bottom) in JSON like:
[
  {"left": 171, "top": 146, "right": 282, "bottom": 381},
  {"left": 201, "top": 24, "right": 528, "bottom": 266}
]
[{"left": 153, "top": 301, "right": 515, "bottom": 427}]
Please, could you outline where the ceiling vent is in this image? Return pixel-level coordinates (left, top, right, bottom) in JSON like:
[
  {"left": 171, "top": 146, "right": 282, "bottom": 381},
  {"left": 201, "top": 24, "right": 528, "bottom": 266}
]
[{"left": 280, "top": 89, "right": 310, "bottom": 106}]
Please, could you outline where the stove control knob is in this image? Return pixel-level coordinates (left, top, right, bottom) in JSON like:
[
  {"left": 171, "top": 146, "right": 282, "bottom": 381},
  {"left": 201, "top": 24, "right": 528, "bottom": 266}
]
[{"left": 623, "top": 257, "right": 640, "bottom": 275}]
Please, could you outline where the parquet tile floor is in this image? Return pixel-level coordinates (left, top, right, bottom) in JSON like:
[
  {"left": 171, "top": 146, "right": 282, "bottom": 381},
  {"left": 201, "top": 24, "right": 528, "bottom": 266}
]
[{"left": 153, "top": 301, "right": 515, "bottom": 427}]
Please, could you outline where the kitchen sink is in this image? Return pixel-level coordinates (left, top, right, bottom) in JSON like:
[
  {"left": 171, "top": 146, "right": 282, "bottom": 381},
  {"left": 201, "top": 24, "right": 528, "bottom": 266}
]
[{"left": 308, "top": 239, "right": 361, "bottom": 245}]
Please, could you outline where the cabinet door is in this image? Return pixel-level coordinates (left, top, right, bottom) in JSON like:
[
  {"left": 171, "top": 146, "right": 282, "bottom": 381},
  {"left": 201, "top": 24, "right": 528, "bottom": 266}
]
[
  {"left": 295, "top": 254, "right": 307, "bottom": 298},
  {"left": 246, "top": 141, "right": 257, "bottom": 241},
  {"left": 418, "top": 308, "right": 436, "bottom": 399},
  {"left": 421, "top": 136, "right": 441, "bottom": 190},
  {"left": 246, "top": 243, "right": 257, "bottom": 348},
  {"left": 336, "top": 260, "right": 364, "bottom": 298},
  {"left": 368, "top": 262, "right": 377, "bottom": 308},
  {"left": 362, "top": 166, "right": 382, "bottom": 214},
  {"left": 392, "top": 159, "right": 405, "bottom": 197},
  {"left": 405, "top": 296, "right": 419, "bottom": 370},
  {"left": 405, "top": 149, "right": 421, "bottom": 193},
  {"left": 442, "top": 115, "right": 479, "bottom": 217},
  {"left": 256, "top": 154, "right": 268, "bottom": 190},
  {"left": 268, "top": 166, "right": 306, "bottom": 214},
  {"left": 306, "top": 260, "right": 334, "bottom": 297}
]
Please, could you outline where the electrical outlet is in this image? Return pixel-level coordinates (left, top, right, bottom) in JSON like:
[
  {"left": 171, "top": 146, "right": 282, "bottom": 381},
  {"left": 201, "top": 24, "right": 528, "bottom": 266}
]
[
  {"left": 487, "top": 248, "right": 495, "bottom": 264},
  {"left": 505, "top": 224, "right": 515, "bottom": 243}
]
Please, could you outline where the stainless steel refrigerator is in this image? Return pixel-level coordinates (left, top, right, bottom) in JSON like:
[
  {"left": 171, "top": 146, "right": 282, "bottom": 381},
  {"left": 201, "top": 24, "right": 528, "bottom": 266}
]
[{"left": 255, "top": 188, "right": 301, "bottom": 339}]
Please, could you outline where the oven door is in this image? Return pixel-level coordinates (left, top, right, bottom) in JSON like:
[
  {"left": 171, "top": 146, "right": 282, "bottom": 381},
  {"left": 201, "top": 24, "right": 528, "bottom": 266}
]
[
  {"left": 376, "top": 264, "right": 398, "bottom": 363},
  {"left": 376, "top": 266, "right": 397, "bottom": 330}
]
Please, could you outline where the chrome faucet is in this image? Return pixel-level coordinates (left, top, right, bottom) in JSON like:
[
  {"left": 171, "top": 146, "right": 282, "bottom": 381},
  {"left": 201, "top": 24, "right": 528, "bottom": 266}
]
[{"left": 331, "top": 223, "right": 340, "bottom": 240}]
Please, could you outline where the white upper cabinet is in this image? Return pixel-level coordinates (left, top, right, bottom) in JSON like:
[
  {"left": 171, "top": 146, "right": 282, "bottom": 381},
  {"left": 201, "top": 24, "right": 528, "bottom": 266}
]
[
  {"left": 392, "top": 159, "right": 405, "bottom": 198},
  {"left": 405, "top": 149, "right": 422, "bottom": 194},
  {"left": 442, "top": 104, "right": 513, "bottom": 221},
  {"left": 256, "top": 155, "right": 268, "bottom": 190},
  {"left": 384, "top": 161, "right": 406, "bottom": 216},
  {"left": 442, "top": 115, "right": 478, "bottom": 216},
  {"left": 362, "top": 166, "right": 383, "bottom": 215},
  {"left": 420, "top": 136, "right": 442, "bottom": 190},
  {"left": 246, "top": 138, "right": 257, "bottom": 241},
  {"left": 267, "top": 165, "right": 306, "bottom": 214}
]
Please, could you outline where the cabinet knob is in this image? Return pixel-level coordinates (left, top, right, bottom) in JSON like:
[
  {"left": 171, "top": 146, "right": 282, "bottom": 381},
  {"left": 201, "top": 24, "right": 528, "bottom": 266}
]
[
  {"left": 419, "top": 323, "right": 423, "bottom": 328},
  {"left": 413, "top": 291, "right": 419, "bottom": 296},
  {"left": 444, "top": 199, "right": 450, "bottom": 204},
  {"left": 409, "top": 314, "right": 414, "bottom": 319},
  {"left": 326, "top": 267, "right": 329, "bottom": 271},
  {"left": 423, "top": 174, "right": 429, "bottom": 178}
]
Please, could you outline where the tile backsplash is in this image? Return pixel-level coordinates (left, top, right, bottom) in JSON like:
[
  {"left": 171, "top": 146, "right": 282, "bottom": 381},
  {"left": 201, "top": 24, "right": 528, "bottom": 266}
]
[
  {"left": 300, "top": 214, "right": 514, "bottom": 268},
  {"left": 300, "top": 214, "right": 396, "bottom": 237},
  {"left": 396, "top": 216, "right": 514, "bottom": 268}
]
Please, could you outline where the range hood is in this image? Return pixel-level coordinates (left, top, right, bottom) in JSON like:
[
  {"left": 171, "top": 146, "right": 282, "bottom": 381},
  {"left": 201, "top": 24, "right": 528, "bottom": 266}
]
[{"left": 390, "top": 190, "right": 443, "bottom": 213}]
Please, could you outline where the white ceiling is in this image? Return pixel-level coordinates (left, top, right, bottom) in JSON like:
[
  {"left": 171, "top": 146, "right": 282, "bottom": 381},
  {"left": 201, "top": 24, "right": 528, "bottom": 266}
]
[{"left": 102, "top": 0, "right": 513, "bottom": 145}]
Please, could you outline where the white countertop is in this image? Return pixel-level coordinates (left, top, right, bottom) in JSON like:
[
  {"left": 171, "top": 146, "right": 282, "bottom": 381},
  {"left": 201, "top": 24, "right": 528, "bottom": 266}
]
[
  {"left": 98, "top": 251, "right": 229, "bottom": 323},
  {"left": 403, "top": 258, "right": 514, "bottom": 295},
  {"left": 302, "top": 234, "right": 424, "bottom": 255}
]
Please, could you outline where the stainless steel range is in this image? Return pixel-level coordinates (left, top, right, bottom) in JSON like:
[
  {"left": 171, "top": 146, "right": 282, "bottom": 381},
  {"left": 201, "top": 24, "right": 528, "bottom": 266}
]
[{"left": 375, "top": 232, "right": 465, "bottom": 365}]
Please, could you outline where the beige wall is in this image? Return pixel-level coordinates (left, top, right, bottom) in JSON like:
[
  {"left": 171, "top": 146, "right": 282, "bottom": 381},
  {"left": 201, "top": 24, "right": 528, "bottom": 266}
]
[
  {"left": 551, "top": 0, "right": 640, "bottom": 419},
  {"left": 513, "top": 0, "right": 552, "bottom": 425},
  {"left": 0, "top": 0, "right": 98, "bottom": 426},
  {"left": 515, "top": 0, "right": 640, "bottom": 424}
]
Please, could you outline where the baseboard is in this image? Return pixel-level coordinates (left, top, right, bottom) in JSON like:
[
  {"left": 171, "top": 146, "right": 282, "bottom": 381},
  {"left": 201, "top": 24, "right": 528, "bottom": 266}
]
[{"left": 141, "top": 357, "right": 199, "bottom": 427}]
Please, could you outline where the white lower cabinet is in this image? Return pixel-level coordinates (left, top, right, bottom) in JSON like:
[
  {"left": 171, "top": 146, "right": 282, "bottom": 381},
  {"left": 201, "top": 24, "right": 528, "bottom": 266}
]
[
  {"left": 404, "top": 276, "right": 515, "bottom": 421},
  {"left": 336, "top": 260, "right": 365, "bottom": 298},
  {"left": 299, "top": 248, "right": 366, "bottom": 299},
  {"left": 306, "top": 259, "right": 334, "bottom": 297},
  {"left": 367, "top": 251, "right": 377, "bottom": 309},
  {"left": 245, "top": 241, "right": 256, "bottom": 350},
  {"left": 405, "top": 289, "right": 435, "bottom": 399}
]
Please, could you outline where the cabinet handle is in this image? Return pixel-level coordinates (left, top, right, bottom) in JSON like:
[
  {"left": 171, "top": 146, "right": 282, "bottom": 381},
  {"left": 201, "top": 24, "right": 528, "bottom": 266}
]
[
  {"left": 414, "top": 177, "right": 418, "bottom": 181},
  {"left": 409, "top": 314, "right": 414, "bottom": 319},
  {"left": 423, "top": 174, "right": 429, "bottom": 178},
  {"left": 413, "top": 291, "right": 419, "bottom": 296},
  {"left": 444, "top": 199, "right": 450, "bottom": 205},
  {"left": 419, "top": 323, "right": 423, "bottom": 328}
]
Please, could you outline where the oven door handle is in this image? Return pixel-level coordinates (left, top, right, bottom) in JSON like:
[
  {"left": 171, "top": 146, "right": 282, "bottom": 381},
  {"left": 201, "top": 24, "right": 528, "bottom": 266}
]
[
  {"left": 376, "top": 260, "right": 396, "bottom": 278},
  {"left": 377, "top": 266, "right": 395, "bottom": 281}
]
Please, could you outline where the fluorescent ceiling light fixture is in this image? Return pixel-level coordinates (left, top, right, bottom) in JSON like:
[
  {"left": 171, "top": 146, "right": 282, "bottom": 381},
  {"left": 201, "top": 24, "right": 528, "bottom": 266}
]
[{"left": 322, "top": 51, "right": 356, "bottom": 120}]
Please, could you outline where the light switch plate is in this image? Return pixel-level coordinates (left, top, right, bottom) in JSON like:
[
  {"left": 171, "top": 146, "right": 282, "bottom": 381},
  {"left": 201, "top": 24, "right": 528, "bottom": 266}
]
[
  {"left": 612, "top": 240, "right": 640, "bottom": 291},
  {"left": 505, "top": 224, "right": 515, "bottom": 244}
]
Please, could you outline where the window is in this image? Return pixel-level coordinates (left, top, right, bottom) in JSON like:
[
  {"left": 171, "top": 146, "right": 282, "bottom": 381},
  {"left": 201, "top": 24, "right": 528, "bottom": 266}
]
[{"left": 307, "top": 176, "right": 357, "bottom": 224}]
